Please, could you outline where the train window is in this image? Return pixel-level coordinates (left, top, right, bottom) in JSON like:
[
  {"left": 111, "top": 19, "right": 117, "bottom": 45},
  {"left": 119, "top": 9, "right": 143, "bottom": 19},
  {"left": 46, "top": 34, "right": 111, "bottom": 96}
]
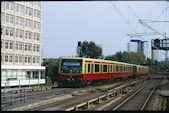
[
  {"left": 116, "top": 66, "right": 118, "bottom": 72},
  {"left": 108, "top": 65, "right": 109, "bottom": 73},
  {"left": 91, "top": 64, "right": 93, "bottom": 74},
  {"left": 113, "top": 65, "right": 116, "bottom": 72},
  {"left": 120, "top": 66, "right": 122, "bottom": 72},
  {"left": 110, "top": 65, "right": 112, "bottom": 73},
  {"left": 85, "top": 64, "right": 87, "bottom": 73},
  {"left": 129, "top": 67, "right": 130, "bottom": 72},
  {"left": 124, "top": 66, "right": 125, "bottom": 72},
  {"left": 95, "top": 64, "right": 99, "bottom": 73},
  {"left": 88, "top": 64, "right": 90, "bottom": 73},
  {"left": 101, "top": 64, "right": 102, "bottom": 73},
  {"left": 110, "top": 65, "right": 111, "bottom": 73},
  {"left": 103, "top": 65, "right": 107, "bottom": 72}
]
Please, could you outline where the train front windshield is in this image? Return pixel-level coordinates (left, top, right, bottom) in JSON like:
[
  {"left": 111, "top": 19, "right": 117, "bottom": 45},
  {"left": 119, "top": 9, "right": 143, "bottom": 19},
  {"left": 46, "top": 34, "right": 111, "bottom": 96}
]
[{"left": 61, "top": 59, "right": 82, "bottom": 74}]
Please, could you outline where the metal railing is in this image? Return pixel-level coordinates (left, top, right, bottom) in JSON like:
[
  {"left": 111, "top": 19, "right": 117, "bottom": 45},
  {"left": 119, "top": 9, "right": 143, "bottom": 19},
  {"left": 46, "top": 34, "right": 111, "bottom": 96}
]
[{"left": 1, "top": 89, "right": 26, "bottom": 107}]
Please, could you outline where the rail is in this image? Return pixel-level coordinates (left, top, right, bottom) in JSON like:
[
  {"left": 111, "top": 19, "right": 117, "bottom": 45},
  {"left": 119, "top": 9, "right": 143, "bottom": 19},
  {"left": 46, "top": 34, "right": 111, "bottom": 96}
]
[
  {"left": 65, "top": 78, "right": 148, "bottom": 111},
  {"left": 140, "top": 81, "right": 159, "bottom": 110},
  {"left": 112, "top": 79, "right": 160, "bottom": 110}
]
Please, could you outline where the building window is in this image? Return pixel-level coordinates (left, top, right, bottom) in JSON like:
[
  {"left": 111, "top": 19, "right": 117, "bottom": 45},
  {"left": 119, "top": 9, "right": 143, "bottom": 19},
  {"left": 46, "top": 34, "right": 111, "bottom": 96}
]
[
  {"left": 19, "top": 43, "right": 22, "bottom": 50},
  {"left": 5, "top": 42, "right": 8, "bottom": 49},
  {"left": 25, "top": 56, "right": 27, "bottom": 63},
  {"left": 25, "top": 19, "right": 32, "bottom": 28},
  {"left": 6, "top": 15, "right": 9, "bottom": 23},
  {"left": 16, "top": 17, "right": 24, "bottom": 27},
  {"left": 16, "top": 4, "right": 24, "bottom": 15},
  {"left": 5, "top": 55, "right": 8, "bottom": 62},
  {"left": 16, "top": 43, "right": 19, "bottom": 50},
  {"left": 25, "top": 44, "right": 27, "bottom": 51},
  {"left": 34, "top": 2, "right": 40, "bottom": 8},
  {"left": 34, "top": 33, "right": 40, "bottom": 41},
  {"left": 1, "top": 13, "right": 4, "bottom": 24},
  {"left": 16, "top": 17, "right": 19, "bottom": 25},
  {"left": 29, "top": 32, "right": 32, "bottom": 39},
  {"left": 1, "top": 27, "right": 4, "bottom": 35},
  {"left": 6, "top": 2, "right": 9, "bottom": 9},
  {"left": 33, "top": 57, "right": 35, "bottom": 63},
  {"left": 10, "top": 16, "right": 13, "bottom": 24},
  {"left": 9, "top": 42, "right": 13, "bottom": 49},
  {"left": 37, "top": 46, "right": 39, "bottom": 52},
  {"left": 25, "top": 7, "right": 33, "bottom": 17},
  {"left": 19, "top": 30, "right": 23, "bottom": 38},
  {"left": 15, "top": 56, "right": 18, "bottom": 63},
  {"left": 34, "top": 10, "right": 40, "bottom": 19},
  {"left": 1, "top": 2, "right": 4, "bottom": 9},
  {"left": 16, "top": 30, "right": 19, "bottom": 38},
  {"left": 28, "top": 45, "right": 31, "bottom": 51},
  {"left": 19, "top": 56, "right": 22, "bottom": 63},
  {"left": 6, "top": 28, "right": 9, "bottom": 36},
  {"left": 1, "top": 54, "right": 3, "bottom": 63},
  {"left": 28, "top": 57, "right": 31, "bottom": 63},
  {"left": 20, "top": 18, "right": 23, "bottom": 26},
  {"left": 6, "top": 14, "right": 14, "bottom": 25},
  {"left": 25, "top": 32, "right": 28, "bottom": 39},
  {"left": 9, "top": 55, "right": 13, "bottom": 62},
  {"left": 6, "top": 28, "right": 14, "bottom": 37},
  {"left": 16, "top": 5, "right": 19, "bottom": 13},
  {"left": 9, "top": 3, "right": 14, "bottom": 11},
  {"left": 34, "top": 22, "right": 40, "bottom": 30},
  {"left": 33, "top": 45, "right": 36, "bottom": 52},
  {"left": 10, "top": 29, "right": 14, "bottom": 37},
  {"left": 36, "top": 57, "right": 39, "bottom": 63}
]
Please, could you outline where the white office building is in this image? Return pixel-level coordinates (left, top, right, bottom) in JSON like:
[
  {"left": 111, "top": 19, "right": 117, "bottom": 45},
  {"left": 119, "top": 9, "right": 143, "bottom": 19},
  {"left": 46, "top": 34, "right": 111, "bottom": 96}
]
[{"left": 1, "top": 1, "right": 46, "bottom": 87}]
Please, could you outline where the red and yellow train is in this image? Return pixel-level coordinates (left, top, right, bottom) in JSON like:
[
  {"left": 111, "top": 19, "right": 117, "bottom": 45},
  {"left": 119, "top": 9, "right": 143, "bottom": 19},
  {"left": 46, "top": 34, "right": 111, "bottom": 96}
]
[{"left": 58, "top": 57, "right": 148, "bottom": 87}]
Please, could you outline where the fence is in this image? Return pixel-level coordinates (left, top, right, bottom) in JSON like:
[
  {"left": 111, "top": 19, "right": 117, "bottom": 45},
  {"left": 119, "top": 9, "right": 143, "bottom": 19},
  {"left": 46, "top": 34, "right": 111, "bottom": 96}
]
[{"left": 1, "top": 89, "right": 26, "bottom": 107}]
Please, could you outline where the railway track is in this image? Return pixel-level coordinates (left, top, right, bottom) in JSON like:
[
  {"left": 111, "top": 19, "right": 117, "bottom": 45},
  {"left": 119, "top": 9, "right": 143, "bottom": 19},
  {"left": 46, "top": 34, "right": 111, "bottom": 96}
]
[
  {"left": 80, "top": 75, "right": 161, "bottom": 111},
  {"left": 111, "top": 79, "right": 160, "bottom": 110},
  {"left": 3, "top": 74, "right": 153, "bottom": 111},
  {"left": 23, "top": 75, "right": 152, "bottom": 111}
]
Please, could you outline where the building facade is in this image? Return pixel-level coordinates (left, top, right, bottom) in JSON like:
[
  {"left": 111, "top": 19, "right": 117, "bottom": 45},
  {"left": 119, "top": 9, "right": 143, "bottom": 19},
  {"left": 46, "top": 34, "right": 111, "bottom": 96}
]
[
  {"left": 1, "top": 1, "right": 45, "bottom": 87},
  {"left": 127, "top": 40, "right": 148, "bottom": 58}
]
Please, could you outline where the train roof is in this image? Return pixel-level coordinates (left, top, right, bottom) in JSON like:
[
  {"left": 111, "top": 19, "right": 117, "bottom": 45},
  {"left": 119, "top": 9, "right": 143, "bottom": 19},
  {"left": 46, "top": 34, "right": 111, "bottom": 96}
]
[{"left": 61, "top": 57, "right": 148, "bottom": 68}]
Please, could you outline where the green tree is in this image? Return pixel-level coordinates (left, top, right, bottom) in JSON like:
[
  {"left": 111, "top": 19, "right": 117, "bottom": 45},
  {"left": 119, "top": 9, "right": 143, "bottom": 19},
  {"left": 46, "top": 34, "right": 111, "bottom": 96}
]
[
  {"left": 115, "top": 51, "right": 123, "bottom": 62},
  {"left": 105, "top": 51, "right": 146, "bottom": 65},
  {"left": 105, "top": 55, "right": 117, "bottom": 61},
  {"left": 79, "top": 41, "right": 102, "bottom": 59},
  {"left": 42, "top": 58, "right": 60, "bottom": 85}
]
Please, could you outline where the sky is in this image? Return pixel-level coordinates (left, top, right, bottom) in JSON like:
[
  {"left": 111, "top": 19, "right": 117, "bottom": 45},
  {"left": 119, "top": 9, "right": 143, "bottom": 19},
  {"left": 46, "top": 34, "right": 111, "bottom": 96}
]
[{"left": 42, "top": 1, "right": 169, "bottom": 60}]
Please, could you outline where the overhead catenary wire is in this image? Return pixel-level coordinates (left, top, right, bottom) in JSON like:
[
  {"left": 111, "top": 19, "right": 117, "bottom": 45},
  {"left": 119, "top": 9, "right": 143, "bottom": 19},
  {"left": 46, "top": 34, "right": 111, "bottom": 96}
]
[
  {"left": 142, "top": 5, "right": 169, "bottom": 34},
  {"left": 140, "top": 1, "right": 169, "bottom": 60},
  {"left": 123, "top": 2, "right": 147, "bottom": 33},
  {"left": 109, "top": 1, "right": 145, "bottom": 41}
]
